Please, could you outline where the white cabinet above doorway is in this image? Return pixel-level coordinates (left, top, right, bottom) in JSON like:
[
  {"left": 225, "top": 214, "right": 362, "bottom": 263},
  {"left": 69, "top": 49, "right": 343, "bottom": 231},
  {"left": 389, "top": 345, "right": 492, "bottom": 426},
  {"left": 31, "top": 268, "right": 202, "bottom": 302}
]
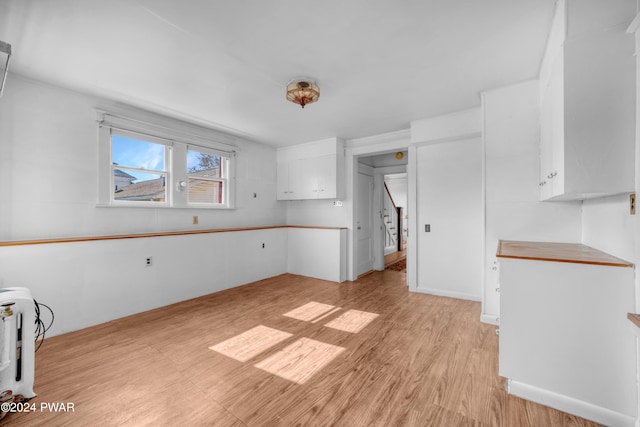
[{"left": 277, "top": 137, "right": 345, "bottom": 200}]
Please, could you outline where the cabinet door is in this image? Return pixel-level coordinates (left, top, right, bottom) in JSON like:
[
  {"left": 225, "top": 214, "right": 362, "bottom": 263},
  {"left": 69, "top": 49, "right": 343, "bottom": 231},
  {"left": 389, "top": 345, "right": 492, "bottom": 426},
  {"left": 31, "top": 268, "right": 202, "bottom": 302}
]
[
  {"left": 312, "top": 154, "right": 337, "bottom": 199},
  {"left": 276, "top": 161, "right": 291, "bottom": 200},
  {"left": 548, "top": 56, "right": 564, "bottom": 198},
  {"left": 539, "top": 87, "right": 553, "bottom": 201},
  {"left": 289, "top": 158, "right": 314, "bottom": 199},
  {"left": 538, "top": 29, "right": 633, "bottom": 201},
  {"left": 499, "top": 258, "right": 636, "bottom": 417},
  {"left": 539, "top": 53, "right": 564, "bottom": 200},
  {"left": 277, "top": 159, "right": 313, "bottom": 200},
  {"left": 278, "top": 155, "right": 339, "bottom": 200}
]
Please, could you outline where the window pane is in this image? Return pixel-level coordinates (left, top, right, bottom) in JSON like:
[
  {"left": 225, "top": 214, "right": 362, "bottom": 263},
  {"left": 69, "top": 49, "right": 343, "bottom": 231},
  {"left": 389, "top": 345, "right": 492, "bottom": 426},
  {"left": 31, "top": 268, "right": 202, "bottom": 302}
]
[
  {"left": 188, "top": 178, "right": 223, "bottom": 204},
  {"left": 187, "top": 149, "right": 221, "bottom": 178},
  {"left": 113, "top": 171, "right": 166, "bottom": 202},
  {"left": 112, "top": 134, "right": 165, "bottom": 171}
]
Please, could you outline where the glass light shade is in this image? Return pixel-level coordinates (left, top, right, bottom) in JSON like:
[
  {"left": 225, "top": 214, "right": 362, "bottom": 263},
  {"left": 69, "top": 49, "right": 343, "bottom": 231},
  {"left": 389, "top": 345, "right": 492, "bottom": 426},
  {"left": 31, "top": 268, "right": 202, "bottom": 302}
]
[{"left": 286, "top": 80, "right": 320, "bottom": 108}]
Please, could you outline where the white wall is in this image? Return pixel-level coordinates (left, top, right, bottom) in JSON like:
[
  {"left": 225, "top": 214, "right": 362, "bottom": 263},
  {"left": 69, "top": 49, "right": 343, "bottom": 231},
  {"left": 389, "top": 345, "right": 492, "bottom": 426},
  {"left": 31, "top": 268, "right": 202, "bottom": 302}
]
[
  {"left": 0, "top": 74, "right": 286, "bottom": 241},
  {"left": 582, "top": 194, "right": 636, "bottom": 262},
  {"left": 0, "top": 228, "right": 288, "bottom": 336},
  {"left": 482, "top": 81, "right": 582, "bottom": 322},
  {"left": 416, "top": 137, "right": 483, "bottom": 301},
  {"left": 632, "top": 14, "right": 640, "bottom": 425},
  {"left": 285, "top": 199, "right": 347, "bottom": 227},
  {"left": 0, "top": 75, "right": 293, "bottom": 336},
  {"left": 411, "top": 108, "right": 482, "bottom": 144}
]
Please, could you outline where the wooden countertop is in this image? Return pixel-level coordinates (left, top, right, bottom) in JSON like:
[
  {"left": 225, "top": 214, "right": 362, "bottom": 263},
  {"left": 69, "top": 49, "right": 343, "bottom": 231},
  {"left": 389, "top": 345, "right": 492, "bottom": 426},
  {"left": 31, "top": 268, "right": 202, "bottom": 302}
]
[
  {"left": 628, "top": 313, "right": 640, "bottom": 329},
  {"left": 497, "top": 240, "right": 633, "bottom": 267},
  {"left": 0, "top": 225, "right": 348, "bottom": 247}
]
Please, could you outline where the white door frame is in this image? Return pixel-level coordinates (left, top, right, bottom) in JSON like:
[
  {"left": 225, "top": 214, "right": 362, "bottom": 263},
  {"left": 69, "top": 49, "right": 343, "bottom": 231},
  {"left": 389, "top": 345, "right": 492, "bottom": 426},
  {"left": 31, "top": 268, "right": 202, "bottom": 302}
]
[{"left": 344, "top": 130, "right": 414, "bottom": 288}]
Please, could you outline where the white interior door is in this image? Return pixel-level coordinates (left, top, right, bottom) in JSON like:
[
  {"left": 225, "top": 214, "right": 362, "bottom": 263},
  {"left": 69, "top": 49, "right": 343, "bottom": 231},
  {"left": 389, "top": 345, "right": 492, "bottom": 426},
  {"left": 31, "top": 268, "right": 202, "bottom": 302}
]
[{"left": 357, "top": 171, "right": 374, "bottom": 276}]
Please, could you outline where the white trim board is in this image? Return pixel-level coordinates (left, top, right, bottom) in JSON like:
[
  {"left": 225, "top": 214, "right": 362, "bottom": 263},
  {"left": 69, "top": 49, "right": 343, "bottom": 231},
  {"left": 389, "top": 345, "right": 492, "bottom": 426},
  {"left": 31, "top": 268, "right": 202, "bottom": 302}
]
[
  {"left": 506, "top": 379, "right": 636, "bottom": 427},
  {"left": 415, "top": 287, "right": 481, "bottom": 302},
  {"left": 480, "top": 314, "right": 499, "bottom": 326}
]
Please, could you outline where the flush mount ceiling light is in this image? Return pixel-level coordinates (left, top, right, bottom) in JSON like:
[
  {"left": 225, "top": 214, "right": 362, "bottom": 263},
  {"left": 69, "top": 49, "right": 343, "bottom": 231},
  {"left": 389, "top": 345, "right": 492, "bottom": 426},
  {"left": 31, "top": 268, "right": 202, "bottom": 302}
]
[
  {"left": 0, "top": 40, "right": 11, "bottom": 98},
  {"left": 286, "top": 78, "right": 320, "bottom": 109}
]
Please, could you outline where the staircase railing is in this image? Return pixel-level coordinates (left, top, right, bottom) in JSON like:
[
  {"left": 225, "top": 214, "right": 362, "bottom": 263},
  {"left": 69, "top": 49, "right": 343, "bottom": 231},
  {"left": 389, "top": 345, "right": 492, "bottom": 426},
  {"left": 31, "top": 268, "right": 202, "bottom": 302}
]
[{"left": 383, "top": 183, "right": 400, "bottom": 254}]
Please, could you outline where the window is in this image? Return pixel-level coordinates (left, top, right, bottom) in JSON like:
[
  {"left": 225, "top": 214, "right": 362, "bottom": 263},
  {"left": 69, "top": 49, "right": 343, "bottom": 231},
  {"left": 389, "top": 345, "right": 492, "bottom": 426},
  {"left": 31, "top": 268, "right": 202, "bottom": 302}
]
[
  {"left": 187, "top": 148, "right": 228, "bottom": 205},
  {"left": 97, "top": 111, "right": 236, "bottom": 209},
  {"left": 112, "top": 133, "right": 169, "bottom": 204}
]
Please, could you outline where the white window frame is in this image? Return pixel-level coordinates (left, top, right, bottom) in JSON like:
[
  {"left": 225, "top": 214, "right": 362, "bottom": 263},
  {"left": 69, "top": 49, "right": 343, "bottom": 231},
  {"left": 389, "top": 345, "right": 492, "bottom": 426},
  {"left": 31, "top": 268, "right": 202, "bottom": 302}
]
[
  {"left": 185, "top": 145, "right": 231, "bottom": 208},
  {"left": 109, "top": 128, "right": 172, "bottom": 207},
  {"left": 97, "top": 110, "right": 236, "bottom": 209}
]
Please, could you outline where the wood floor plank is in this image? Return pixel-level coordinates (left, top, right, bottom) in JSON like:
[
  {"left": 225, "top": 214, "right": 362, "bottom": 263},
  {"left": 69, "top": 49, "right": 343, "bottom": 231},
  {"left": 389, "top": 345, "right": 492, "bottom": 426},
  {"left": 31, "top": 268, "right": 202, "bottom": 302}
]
[{"left": 0, "top": 270, "right": 603, "bottom": 426}]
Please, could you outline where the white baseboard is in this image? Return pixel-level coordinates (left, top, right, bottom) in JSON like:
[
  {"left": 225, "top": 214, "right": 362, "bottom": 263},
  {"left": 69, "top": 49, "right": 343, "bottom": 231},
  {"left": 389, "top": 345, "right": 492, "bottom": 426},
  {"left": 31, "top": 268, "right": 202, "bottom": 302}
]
[
  {"left": 506, "top": 379, "right": 636, "bottom": 427},
  {"left": 480, "top": 314, "right": 499, "bottom": 325},
  {"left": 414, "top": 287, "right": 481, "bottom": 302}
]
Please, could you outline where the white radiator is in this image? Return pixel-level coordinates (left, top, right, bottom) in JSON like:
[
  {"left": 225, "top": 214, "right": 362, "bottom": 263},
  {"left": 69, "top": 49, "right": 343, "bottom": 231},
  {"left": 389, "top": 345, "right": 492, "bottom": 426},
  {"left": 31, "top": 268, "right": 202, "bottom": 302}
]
[{"left": 0, "top": 287, "right": 36, "bottom": 399}]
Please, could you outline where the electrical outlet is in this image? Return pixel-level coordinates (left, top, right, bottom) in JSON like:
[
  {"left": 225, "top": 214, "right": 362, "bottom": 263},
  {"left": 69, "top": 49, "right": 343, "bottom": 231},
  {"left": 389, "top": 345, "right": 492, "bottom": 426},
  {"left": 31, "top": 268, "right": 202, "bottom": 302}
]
[
  {"left": 631, "top": 193, "right": 636, "bottom": 215},
  {"left": 262, "top": 243, "right": 265, "bottom": 248},
  {"left": 193, "top": 215, "right": 198, "bottom": 224},
  {"left": 146, "top": 257, "right": 153, "bottom": 267},
  {"left": 331, "top": 201, "right": 343, "bottom": 207},
  {"left": 425, "top": 224, "right": 431, "bottom": 232}
]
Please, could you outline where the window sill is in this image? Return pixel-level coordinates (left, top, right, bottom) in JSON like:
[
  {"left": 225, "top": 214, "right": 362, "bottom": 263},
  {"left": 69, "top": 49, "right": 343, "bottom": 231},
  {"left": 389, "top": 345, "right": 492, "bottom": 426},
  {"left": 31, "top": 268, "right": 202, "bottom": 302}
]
[{"left": 95, "top": 203, "right": 236, "bottom": 210}]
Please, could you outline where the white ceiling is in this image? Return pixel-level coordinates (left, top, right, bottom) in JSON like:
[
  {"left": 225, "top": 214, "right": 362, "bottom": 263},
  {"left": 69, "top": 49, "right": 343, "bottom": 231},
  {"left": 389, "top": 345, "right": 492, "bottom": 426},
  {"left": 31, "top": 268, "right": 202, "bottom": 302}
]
[{"left": 0, "top": 0, "right": 558, "bottom": 147}]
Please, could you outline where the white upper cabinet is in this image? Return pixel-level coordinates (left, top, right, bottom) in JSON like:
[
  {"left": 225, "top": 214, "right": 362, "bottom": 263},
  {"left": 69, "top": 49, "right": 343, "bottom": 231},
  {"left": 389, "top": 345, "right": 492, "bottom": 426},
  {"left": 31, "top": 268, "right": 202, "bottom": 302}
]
[
  {"left": 276, "top": 138, "right": 345, "bottom": 200},
  {"left": 538, "top": 0, "right": 635, "bottom": 201}
]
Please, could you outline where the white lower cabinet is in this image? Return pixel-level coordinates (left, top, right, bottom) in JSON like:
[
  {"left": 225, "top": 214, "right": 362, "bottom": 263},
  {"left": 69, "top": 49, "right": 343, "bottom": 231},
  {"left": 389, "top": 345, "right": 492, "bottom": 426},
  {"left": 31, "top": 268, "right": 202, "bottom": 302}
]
[{"left": 498, "top": 254, "right": 636, "bottom": 426}]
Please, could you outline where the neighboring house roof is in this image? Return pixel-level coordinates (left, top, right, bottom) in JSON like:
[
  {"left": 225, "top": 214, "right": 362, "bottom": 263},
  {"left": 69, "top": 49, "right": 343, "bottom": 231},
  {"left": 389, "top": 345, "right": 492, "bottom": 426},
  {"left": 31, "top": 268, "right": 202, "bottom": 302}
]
[
  {"left": 114, "top": 169, "right": 136, "bottom": 180},
  {"left": 113, "top": 173, "right": 221, "bottom": 202},
  {"left": 114, "top": 177, "right": 165, "bottom": 201}
]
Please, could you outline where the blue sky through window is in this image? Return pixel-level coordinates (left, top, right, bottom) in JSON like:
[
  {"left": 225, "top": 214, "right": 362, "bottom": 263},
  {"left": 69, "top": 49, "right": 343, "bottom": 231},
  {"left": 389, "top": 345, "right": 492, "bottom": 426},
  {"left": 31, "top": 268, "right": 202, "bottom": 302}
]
[
  {"left": 112, "top": 134, "right": 165, "bottom": 182},
  {"left": 187, "top": 150, "right": 201, "bottom": 172}
]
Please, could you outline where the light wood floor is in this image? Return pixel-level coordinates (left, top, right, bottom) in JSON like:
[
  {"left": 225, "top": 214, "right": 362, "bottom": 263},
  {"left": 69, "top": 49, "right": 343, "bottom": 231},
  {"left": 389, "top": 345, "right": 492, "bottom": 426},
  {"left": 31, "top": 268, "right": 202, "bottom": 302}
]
[
  {"left": 383, "top": 249, "right": 406, "bottom": 267},
  {"left": 2, "top": 270, "right": 600, "bottom": 426}
]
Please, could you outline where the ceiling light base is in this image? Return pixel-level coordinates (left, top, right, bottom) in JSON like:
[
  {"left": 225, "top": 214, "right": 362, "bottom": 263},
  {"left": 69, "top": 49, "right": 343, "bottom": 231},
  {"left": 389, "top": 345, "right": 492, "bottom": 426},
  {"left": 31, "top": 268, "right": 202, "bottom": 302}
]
[{"left": 286, "top": 78, "right": 320, "bottom": 109}]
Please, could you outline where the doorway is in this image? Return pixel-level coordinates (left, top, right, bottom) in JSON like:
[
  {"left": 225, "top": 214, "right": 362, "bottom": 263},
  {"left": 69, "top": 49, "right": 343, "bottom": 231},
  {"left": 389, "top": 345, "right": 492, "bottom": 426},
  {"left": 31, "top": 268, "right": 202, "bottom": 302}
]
[
  {"left": 382, "top": 172, "right": 407, "bottom": 269},
  {"left": 355, "top": 151, "right": 408, "bottom": 278}
]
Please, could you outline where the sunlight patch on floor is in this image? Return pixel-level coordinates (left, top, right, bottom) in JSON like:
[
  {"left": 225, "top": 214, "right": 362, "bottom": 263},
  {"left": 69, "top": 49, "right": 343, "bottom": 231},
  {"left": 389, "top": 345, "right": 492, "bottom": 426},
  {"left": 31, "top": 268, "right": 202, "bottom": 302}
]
[
  {"left": 324, "top": 309, "right": 379, "bottom": 333},
  {"left": 283, "top": 301, "right": 339, "bottom": 323},
  {"left": 254, "top": 337, "right": 345, "bottom": 384},
  {"left": 209, "top": 325, "right": 292, "bottom": 362}
]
